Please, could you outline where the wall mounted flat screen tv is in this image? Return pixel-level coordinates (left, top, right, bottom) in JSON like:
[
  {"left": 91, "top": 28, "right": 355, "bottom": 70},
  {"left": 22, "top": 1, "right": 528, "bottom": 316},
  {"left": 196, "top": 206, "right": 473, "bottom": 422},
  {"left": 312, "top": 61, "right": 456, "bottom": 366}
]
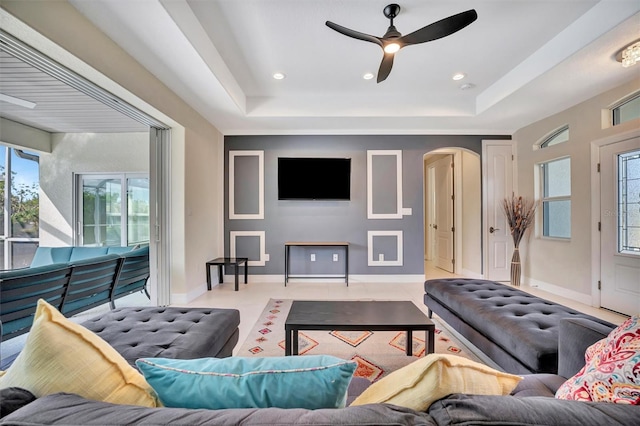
[{"left": 278, "top": 157, "right": 351, "bottom": 200}]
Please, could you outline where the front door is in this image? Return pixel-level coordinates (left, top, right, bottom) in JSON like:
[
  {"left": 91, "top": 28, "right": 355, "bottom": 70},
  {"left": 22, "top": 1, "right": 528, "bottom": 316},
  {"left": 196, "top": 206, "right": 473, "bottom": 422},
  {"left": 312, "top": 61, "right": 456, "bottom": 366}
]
[{"left": 600, "top": 137, "right": 640, "bottom": 316}]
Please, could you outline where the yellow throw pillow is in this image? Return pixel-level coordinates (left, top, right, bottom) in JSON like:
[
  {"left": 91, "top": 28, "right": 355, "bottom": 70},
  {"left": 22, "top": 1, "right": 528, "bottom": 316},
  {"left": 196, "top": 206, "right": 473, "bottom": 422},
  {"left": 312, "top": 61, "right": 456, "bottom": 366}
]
[
  {"left": 350, "top": 353, "right": 522, "bottom": 411},
  {"left": 0, "top": 299, "right": 157, "bottom": 407}
]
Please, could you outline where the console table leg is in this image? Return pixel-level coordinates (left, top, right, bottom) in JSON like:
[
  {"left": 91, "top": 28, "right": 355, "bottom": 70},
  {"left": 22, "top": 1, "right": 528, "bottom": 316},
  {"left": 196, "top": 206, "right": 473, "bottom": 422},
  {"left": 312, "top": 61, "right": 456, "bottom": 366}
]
[
  {"left": 206, "top": 264, "right": 212, "bottom": 291},
  {"left": 406, "top": 330, "right": 413, "bottom": 356}
]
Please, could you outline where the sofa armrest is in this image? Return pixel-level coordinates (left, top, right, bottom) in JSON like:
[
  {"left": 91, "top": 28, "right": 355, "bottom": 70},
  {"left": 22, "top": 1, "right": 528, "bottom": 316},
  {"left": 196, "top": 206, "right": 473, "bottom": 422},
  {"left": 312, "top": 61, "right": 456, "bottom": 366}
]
[{"left": 558, "top": 318, "right": 614, "bottom": 379}]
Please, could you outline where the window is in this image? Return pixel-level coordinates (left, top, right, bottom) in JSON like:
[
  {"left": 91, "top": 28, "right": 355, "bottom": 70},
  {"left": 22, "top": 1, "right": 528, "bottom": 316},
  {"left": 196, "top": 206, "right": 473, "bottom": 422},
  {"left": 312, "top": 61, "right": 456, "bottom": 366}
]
[
  {"left": 76, "top": 173, "right": 149, "bottom": 247},
  {"left": 540, "top": 126, "right": 569, "bottom": 149},
  {"left": 0, "top": 145, "right": 40, "bottom": 269},
  {"left": 618, "top": 150, "right": 640, "bottom": 254},
  {"left": 612, "top": 93, "right": 640, "bottom": 126},
  {"left": 540, "top": 157, "right": 571, "bottom": 239}
]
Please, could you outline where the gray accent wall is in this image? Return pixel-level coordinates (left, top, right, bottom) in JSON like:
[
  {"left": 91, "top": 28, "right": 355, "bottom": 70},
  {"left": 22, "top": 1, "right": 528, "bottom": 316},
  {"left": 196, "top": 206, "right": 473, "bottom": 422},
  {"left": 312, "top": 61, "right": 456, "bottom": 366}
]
[{"left": 225, "top": 134, "right": 509, "bottom": 275}]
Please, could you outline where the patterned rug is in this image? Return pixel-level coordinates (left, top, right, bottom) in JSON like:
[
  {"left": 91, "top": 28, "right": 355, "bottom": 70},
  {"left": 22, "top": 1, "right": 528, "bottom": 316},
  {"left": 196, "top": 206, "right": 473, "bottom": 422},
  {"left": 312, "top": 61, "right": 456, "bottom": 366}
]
[{"left": 237, "top": 299, "right": 483, "bottom": 382}]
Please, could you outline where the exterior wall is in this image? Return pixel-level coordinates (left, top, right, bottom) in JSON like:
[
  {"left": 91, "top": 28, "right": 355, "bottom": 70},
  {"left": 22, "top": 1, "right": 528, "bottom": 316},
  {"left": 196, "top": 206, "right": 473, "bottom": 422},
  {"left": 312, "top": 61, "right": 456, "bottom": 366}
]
[
  {"left": 225, "top": 135, "right": 499, "bottom": 278},
  {"left": 514, "top": 77, "right": 640, "bottom": 302},
  {"left": 2, "top": 0, "right": 224, "bottom": 302},
  {"left": 38, "top": 132, "right": 149, "bottom": 246}
]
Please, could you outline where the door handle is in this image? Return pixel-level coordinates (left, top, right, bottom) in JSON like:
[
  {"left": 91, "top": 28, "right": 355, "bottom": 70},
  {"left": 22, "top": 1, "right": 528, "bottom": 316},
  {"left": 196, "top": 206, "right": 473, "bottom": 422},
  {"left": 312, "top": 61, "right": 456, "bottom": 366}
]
[
  {"left": 433, "top": 224, "right": 438, "bottom": 230},
  {"left": 489, "top": 226, "right": 499, "bottom": 233}
]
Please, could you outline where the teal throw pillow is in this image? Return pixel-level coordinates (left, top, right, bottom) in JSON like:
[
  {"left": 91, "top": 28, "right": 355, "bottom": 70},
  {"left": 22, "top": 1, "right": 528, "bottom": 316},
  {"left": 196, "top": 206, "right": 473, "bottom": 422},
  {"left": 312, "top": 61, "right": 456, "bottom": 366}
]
[{"left": 136, "top": 355, "right": 357, "bottom": 410}]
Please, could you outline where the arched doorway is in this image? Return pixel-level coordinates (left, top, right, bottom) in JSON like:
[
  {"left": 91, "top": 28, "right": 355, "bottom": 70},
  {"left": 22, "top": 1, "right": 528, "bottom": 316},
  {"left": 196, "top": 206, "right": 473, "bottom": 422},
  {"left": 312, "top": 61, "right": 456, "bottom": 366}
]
[{"left": 423, "top": 148, "right": 482, "bottom": 278}]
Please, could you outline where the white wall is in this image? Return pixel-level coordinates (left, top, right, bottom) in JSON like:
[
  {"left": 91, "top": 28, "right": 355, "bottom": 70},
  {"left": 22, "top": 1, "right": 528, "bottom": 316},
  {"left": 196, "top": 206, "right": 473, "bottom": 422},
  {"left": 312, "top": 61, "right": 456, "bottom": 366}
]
[
  {"left": 461, "top": 150, "right": 482, "bottom": 277},
  {"left": 38, "top": 132, "right": 148, "bottom": 246},
  {"left": 514, "top": 77, "right": 640, "bottom": 302}
]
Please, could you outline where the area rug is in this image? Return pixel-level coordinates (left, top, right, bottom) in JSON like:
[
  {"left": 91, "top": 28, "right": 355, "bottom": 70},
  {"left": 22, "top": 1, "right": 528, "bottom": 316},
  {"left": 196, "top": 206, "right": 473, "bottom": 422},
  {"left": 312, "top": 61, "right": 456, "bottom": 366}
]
[{"left": 237, "top": 299, "right": 484, "bottom": 382}]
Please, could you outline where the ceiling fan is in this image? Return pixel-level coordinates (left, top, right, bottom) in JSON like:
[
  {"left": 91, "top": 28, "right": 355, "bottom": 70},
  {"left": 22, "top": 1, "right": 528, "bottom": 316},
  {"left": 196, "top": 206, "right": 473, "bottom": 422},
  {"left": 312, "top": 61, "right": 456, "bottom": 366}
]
[{"left": 326, "top": 4, "right": 477, "bottom": 83}]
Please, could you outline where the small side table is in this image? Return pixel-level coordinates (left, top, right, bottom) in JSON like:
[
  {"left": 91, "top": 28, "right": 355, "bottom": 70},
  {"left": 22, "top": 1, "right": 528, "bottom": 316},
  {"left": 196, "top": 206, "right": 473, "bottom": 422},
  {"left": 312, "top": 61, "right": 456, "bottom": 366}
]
[{"left": 206, "top": 257, "right": 248, "bottom": 291}]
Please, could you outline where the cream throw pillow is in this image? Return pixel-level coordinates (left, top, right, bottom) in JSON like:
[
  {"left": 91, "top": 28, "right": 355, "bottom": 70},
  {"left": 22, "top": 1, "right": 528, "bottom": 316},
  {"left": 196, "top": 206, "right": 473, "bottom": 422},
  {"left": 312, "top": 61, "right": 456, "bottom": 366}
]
[
  {"left": 350, "top": 353, "right": 522, "bottom": 411},
  {"left": 0, "top": 299, "right": 157, "bottom": 407}
]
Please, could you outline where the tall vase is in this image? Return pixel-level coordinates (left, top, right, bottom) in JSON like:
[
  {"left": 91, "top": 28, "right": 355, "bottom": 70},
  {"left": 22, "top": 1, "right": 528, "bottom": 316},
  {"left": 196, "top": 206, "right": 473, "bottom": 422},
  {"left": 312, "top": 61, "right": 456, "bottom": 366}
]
[{"left": 510, "top": 246, "right": 521, "bottom": 287}]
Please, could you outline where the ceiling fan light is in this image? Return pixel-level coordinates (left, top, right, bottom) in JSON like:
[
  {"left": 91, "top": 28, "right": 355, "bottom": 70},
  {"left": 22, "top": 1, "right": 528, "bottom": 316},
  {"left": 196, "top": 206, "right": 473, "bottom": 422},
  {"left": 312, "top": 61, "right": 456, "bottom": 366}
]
[
  {"left": 384, "top": 43, "right": 400, "bottom": 54},
  {"left": 273, "top": 72, "right": 286, "bottom": 80},
  {"left": 363, "top": 73, "right": 374, "bottom": 80},
  {"left": 452, "top": 73, "right": 466, "bottom": 81}
]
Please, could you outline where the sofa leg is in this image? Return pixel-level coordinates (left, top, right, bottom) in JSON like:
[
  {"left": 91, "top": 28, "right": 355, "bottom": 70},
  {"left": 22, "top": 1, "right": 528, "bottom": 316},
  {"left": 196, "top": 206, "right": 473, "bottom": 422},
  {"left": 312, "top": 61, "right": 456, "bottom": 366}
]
[{"left": 109, "top": 300, "right": 116, "bottom": 310}]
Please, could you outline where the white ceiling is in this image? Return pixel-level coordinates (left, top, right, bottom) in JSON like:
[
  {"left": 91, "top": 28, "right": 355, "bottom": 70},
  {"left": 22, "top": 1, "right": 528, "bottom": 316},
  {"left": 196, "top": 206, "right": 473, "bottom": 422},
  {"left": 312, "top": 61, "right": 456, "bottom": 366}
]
[{"left": 6, "top": 1, "right": 640, "bottom": 136}]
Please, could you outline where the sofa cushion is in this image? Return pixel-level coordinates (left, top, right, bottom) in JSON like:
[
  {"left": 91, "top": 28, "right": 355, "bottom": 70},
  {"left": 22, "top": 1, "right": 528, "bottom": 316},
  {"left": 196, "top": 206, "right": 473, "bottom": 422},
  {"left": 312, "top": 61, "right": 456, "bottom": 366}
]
[
  {"left": 81, "top": 306, "right": 240, "bottom": 366},
  {"left": 0, "top": 299, "right": 157, "bottom": 407},
  {"left": 350, "top": 354, "right": 522, "bottom": 411},
  {"left": 511, "top": 374, "right": 567, "bottom": 397},
  {"left": 556, "top": 315, "right": 640, "bottom": 404},
  {"left": 428, "top": 394, "right": 640, "bottom": 426},
  {"left": 1, "top": 393, "right": 437, "bottom": 426},
  {"left": 136, "top": 355, "right": 357, "bottom": 410},
  {"left": 29, "top": 247, "right": 74, "bottom": 267}
]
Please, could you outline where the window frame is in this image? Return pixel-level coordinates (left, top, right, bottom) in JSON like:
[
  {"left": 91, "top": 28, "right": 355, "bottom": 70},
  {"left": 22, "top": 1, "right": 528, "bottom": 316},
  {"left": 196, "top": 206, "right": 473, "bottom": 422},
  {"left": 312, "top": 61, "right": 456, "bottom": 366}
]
[
  {"left": 538, "top": 156, "right": 572, "bottom": 240},
  {"left": 74, "top": 172, "right": 150, "bottom": 247},
  {"left": 1, "top": 146, "right": 40, "bottom": 269},
  {"left": 537, "top": 125, "right": 569, "bottom": 150},
  {"left": 611, "top": 92, "right": 640, "bottom": 127}
]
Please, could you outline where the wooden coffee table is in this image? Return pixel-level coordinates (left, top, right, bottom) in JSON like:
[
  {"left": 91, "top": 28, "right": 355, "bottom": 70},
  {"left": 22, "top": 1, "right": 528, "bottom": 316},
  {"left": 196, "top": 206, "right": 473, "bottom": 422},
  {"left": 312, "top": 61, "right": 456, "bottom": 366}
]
[{"left": 284, "top": 300, "right": 435, "bottom": 356}]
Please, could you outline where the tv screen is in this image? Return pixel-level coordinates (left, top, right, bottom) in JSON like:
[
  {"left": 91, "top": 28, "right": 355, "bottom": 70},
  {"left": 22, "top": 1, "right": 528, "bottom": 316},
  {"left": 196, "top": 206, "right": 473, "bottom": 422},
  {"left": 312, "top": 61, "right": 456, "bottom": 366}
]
[{"left": 278, "top": 157, "right": 351, "bottom": 200}]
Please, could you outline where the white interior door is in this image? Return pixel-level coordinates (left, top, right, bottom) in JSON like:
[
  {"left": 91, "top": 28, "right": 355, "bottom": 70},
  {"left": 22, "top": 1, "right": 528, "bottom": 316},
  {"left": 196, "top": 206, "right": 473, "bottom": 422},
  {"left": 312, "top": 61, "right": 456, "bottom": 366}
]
[
  {"left": 483, "top": 142, "right": 513, "bottom": 281},
  {"left": 426, "top": 165, "right": 437, "bottom": 261},
  {"left": 434, "top": 155, "right": 454, "bottom": 272},
  {"left": 600, "top": 138, "right": 640, "bottom": 316}
]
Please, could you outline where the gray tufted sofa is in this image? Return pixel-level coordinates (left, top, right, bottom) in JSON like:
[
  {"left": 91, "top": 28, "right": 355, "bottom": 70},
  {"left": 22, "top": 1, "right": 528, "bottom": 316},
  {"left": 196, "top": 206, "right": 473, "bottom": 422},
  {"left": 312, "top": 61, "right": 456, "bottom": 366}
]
[
  {"left": 423, "top": 278, "right": 615, "bottom": 374},
  {"left": 80, "top": 306, "right": 241, "bottom": 365}
]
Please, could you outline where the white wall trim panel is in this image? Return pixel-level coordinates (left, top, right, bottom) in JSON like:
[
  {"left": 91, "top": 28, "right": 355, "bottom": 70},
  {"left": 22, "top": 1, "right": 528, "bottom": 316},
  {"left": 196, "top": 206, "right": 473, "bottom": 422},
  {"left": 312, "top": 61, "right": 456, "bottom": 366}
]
[
  {"left": 367, "top": 150, "right": 403, "bottom": 219},
  {"left": 230, "top": 230, "right": 267, "bottom": 266},
  {"left": 229, "top": 150, "right": 264, "bottom": 220},
  {"left": 368, "top": 230, "right": 403, "bottom": 266}
]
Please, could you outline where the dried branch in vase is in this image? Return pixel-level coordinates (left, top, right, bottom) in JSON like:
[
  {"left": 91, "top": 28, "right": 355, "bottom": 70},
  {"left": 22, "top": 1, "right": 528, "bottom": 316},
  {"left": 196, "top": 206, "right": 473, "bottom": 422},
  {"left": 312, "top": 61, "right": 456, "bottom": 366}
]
[{"left": 502, "top": 195, "right": 537, "bottom": 247}]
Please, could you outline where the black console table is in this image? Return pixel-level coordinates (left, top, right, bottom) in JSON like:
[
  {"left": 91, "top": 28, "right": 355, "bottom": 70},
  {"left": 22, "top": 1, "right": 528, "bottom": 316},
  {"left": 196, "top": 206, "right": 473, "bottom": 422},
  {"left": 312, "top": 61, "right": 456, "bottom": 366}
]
[{"left": 284, "top": 242, "right": 349, "bottom": 286}]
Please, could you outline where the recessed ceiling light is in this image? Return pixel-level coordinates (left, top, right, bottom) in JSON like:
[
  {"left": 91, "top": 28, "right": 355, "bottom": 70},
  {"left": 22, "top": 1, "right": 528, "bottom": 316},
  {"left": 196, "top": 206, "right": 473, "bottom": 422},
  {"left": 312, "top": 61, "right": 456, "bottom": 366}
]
[
  {"left": 273, "top": 72, "right": 286, "bottom": 80},
  {"left": 452, "top": 73, "right": 466, "bottom": 81},
  {"left": 363, "top": 73, "right": 374, "bottom": 80},
  {"left": 459, "top": 83, "right": 476, "bottom": 90}
]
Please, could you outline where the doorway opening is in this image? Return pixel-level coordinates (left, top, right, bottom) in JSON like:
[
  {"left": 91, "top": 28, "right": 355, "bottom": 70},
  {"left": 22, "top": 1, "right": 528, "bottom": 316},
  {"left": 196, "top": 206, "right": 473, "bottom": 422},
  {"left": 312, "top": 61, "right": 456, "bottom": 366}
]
[{"left": 423, "top": 148, "right": 482, "bottom": 279}]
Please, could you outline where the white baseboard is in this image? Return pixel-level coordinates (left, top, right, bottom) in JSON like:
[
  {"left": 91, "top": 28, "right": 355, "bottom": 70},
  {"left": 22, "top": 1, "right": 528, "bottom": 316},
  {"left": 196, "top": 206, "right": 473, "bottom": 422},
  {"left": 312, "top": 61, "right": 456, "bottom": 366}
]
[
  {"left": 459, "top": 268, "right": 483, "bottom": 279},
  {"left": 221, "top": 274, "right": 425, "bottom": 284},
  {"left": 171, "top": 284, "right": 208, "bottom": 305},
  {"left": 524, "top": 276, "right": 593, "bottom": 306}
]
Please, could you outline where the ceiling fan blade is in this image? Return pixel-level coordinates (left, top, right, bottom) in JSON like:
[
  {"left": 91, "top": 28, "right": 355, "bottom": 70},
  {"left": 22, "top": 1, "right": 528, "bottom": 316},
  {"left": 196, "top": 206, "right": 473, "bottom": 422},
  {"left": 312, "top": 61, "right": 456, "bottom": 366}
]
[
  {"left": 326, "top": 21, "right": 383, "bottom": 47},
  {"left": 400, "top": 9, "right": 477, "bottom": 46},
  {"left": 376, "top": 53, "right": 395, "bottom": 83}
]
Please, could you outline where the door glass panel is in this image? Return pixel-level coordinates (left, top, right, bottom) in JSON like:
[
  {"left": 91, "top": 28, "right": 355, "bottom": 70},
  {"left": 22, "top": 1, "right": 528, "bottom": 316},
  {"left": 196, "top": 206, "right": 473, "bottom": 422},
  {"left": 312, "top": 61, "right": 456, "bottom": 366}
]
[
  {"left": 10, "top": 150, "right": 40, "bottom": 238},
  {"left": 618, "top": 149, "right": 640, "bottom": 254},
  {"left": 82, "top": 178, "right": 122, "bottom": 246},
  {"left": 127, "top": 178, "right": 150, "bottom": 246}
]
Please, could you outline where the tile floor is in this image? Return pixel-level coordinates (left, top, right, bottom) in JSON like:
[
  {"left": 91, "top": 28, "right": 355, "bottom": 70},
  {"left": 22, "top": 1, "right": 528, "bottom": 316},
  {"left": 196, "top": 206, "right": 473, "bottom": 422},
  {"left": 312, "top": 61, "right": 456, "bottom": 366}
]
[
  {"left": 1, "top": 261, "right": 627, "bottom": 365},
  {"left": 182, "top": 260, "right": 628, "bottom": 357}
]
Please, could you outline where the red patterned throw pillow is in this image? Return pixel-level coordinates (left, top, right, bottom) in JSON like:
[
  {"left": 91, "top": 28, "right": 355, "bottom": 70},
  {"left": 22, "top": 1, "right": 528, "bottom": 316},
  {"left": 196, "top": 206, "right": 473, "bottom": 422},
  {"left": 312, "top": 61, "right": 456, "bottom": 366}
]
[{"left": 555, "top": 315, "right": 640, "bottom": 404}]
